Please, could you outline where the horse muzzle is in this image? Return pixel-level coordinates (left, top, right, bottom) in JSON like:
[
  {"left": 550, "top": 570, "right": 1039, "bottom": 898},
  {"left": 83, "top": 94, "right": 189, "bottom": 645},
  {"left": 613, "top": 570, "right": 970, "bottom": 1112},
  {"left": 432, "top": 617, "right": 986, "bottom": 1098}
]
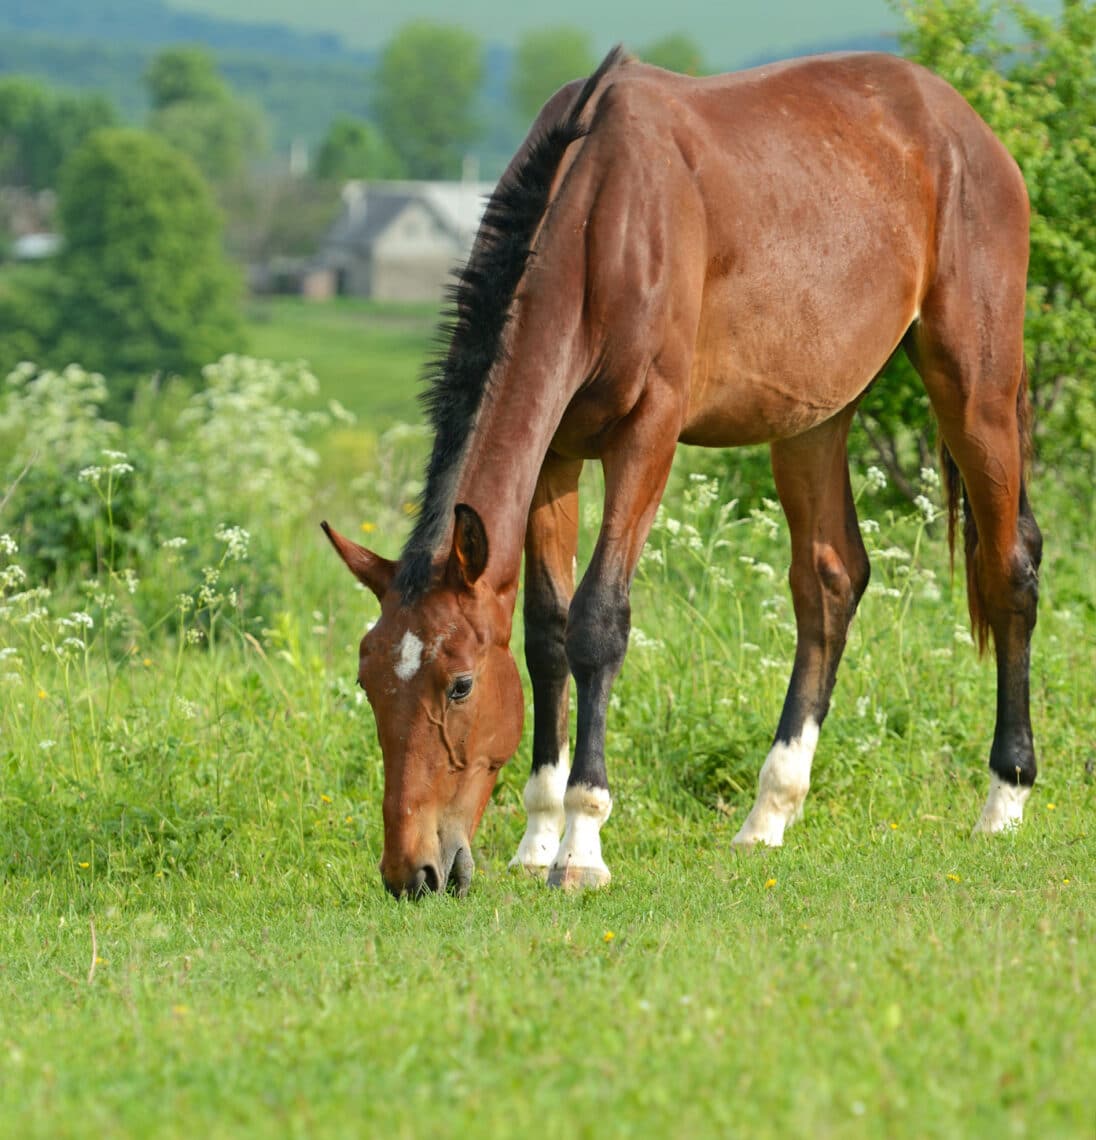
[{"left": 380, "top": 835, "right": 474, "bottom": 899}]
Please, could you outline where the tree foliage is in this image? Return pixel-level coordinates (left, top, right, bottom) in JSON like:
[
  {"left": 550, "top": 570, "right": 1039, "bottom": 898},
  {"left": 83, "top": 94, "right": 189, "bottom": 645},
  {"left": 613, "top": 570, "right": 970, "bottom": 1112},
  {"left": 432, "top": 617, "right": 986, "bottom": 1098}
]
[
  {"left": 0, "top": 77, "right": 116, "bottom": 191},
  {"left": 144, "top": 46, "right": 229, "bottom": 110},
  {"left": 372, "top": 22, "right": 484, "bottom": 180},
  {"left": 510, "top": 27, "right": 597, "bottom": 124},
  {"left": 857, "top": 0, "right": 1096, "bottom": 491},
  {"left": 314, "top": 117, "right": 405, "bottom": 182},
  {"left": 640, "top": 34, "right": 707, "bottom": 75},
  {"left": 0, "top": 128, "right": 244, "bottom": 406},
  {"left": 144, "top": 46, "right": 267, "bottom": 181}
]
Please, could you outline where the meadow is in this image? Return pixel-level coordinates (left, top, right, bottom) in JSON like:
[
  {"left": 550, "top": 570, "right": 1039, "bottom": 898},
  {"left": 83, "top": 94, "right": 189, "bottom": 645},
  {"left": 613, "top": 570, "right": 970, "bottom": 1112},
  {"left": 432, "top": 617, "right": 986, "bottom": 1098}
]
[{"left": 0, "top": 304, "right": 1093, "bottom": 1137}]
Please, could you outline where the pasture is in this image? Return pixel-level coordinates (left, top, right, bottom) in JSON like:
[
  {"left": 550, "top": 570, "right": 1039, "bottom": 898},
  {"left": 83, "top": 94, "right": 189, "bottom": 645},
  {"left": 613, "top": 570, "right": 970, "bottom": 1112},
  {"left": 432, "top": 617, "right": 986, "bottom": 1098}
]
[{"left": 1, "top": 306, "right": 1093, "bottom": 1136}]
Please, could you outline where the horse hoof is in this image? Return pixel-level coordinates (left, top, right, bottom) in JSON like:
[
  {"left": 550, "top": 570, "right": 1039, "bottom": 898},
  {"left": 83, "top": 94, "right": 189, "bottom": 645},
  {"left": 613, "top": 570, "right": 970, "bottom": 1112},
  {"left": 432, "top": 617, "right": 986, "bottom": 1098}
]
[
  {"left": 972, "top": 775, "right": 1029, "bottom": 835},
  {"left": 731, "top": 826, "right": 784, "bottom": 850},
  {"left": 508, "top": 858, "right": 551, "bottom": 880},
  {"left": 547, "top": 863, "right": 611, "bottom": 890}
]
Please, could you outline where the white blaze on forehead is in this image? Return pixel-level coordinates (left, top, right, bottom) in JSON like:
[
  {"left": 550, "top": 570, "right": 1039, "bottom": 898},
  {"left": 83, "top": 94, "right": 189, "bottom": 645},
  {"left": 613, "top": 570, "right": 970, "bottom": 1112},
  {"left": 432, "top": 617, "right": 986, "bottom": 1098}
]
[{"left": 394, "top": 630, "right": 424, "bottom": 681}]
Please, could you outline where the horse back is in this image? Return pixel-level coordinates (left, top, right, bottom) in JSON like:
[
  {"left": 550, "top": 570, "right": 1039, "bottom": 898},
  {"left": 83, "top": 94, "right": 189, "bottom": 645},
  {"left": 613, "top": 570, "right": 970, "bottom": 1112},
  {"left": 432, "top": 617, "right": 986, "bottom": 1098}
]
[{"left": 538, "top": 53, "right": 1028, "bottom": 452}]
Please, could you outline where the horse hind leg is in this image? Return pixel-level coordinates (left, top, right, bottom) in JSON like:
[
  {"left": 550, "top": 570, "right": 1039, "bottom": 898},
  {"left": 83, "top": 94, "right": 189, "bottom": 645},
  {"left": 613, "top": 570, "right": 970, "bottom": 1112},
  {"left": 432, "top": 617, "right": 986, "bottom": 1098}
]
[
  {"left": 908, "top": 288, "right": 1041, "bottom": 834},
  {"left": 734, "top": 410, "right": 870, "bottom": 848},
  {"left": 511, "top": 455, "right": 583, "bottom": 874}
]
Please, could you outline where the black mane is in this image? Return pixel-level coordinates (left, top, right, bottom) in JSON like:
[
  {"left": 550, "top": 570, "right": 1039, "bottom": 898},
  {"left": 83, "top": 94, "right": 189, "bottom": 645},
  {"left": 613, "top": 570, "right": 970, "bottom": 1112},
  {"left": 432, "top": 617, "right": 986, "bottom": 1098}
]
[{"left": 393, "top": 46, "right": 627, "bottom": 602}]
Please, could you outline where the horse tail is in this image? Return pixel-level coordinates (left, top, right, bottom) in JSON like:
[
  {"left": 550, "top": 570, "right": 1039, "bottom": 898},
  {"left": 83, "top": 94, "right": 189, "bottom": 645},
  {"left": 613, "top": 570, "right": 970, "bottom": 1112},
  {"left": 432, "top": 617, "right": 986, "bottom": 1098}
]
[{"left": 941, "top": 357, "right": 1032, "bottom": 655}]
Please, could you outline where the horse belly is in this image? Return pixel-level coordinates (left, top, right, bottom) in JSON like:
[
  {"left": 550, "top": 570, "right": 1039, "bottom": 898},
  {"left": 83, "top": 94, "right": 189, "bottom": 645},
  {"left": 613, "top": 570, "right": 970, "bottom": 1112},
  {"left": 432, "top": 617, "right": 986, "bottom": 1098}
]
[{"left": 681, "top": 256, "right": 921, "bottom": 447}]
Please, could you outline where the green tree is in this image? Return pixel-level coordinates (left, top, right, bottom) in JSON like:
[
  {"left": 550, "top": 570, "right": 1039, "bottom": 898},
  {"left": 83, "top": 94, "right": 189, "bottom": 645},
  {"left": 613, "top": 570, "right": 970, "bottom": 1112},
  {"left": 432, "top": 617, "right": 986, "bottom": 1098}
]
[
  {"left": 144, "top": 46, "right": 267, "bottom": 181},
  {"left": 641, "top": 34, "right": 706, "bottom": 75},
  {"left": 49, "top": 128, "right": 243, "bottom": 405},
  {"left": 144, "top": 46, "right": 228, "bottom": 110},
  {"left": 510, "top": 27, "right": 597, "bottom": 124},
  {"left": 372, "top": 22, "right": 484, "bottom": 179},
  {"left": 314, "top": 117, "right": 405, "bottom": 181},
  {"left": 0, "top": 77, "right": 115, "bottom": 190},
  {"left": 857, "top": 0, "right": 1096, "bottom": 491}
]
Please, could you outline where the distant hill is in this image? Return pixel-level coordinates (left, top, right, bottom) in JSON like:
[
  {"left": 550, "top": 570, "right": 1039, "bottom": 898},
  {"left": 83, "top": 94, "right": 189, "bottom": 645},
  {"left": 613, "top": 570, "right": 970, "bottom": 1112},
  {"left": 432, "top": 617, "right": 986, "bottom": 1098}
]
[
  {"left": 0, "top": 0, "right": 361, "bottom": 62},
  {"left": 0, "top": 0, "right": 378, "bottom": 152}
]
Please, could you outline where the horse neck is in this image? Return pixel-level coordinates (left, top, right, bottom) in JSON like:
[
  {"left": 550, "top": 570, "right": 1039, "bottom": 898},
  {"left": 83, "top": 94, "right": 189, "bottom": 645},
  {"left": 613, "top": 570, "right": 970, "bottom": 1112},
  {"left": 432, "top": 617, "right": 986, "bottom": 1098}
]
[{"left": 454, "top": 299, "right": 587, "bottom": 604}]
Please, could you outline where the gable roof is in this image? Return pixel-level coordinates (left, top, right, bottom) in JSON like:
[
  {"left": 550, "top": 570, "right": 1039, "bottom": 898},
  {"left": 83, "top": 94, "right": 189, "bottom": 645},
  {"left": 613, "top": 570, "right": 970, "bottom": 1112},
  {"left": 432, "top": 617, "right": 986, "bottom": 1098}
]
[{"left": 328, "top": 180, "right": 495, "bottom": 253}]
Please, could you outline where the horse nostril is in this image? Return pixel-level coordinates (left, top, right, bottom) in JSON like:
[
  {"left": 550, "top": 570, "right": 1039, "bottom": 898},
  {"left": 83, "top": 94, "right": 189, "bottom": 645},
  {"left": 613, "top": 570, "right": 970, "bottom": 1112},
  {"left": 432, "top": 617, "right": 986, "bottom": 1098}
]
[{"left": 381, "top": 864, "right": 442, "bottom": 899}]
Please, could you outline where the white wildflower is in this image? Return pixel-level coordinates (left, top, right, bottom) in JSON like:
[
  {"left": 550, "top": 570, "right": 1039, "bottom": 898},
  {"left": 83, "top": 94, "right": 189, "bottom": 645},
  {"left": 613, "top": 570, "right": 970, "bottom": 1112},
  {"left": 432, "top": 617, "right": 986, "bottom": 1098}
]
[
  {"left": 630, "top": 627, "right": 664, "bottom": 652},
  {"left": 865, "top": 466, "right": 887, "bottom": 492},
  {"left": 174, "top": 697, "right": 199, "bottom": 719},
  {"left": 215, "top": 525, "right": 250, "bottom": 561},
  {"left": 914, "top": 494, "right": 939, "bottom": 524}
]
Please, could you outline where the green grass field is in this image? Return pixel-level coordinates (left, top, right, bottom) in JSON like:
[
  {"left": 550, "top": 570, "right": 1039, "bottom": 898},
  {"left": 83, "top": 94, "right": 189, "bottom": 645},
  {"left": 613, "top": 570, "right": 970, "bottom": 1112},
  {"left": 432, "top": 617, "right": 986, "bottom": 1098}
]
[
  {"left": 244, "top": 297, "right": 438, "bottom": 426},
  {"left": 1, "top": 325, "right": 1093, "bottom": 1137}
]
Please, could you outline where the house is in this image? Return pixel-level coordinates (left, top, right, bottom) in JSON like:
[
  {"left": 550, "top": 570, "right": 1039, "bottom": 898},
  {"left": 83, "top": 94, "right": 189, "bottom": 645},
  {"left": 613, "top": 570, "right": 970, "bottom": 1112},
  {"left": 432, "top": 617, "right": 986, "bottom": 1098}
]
[{"left": 316, "top": 180, "right": 495, "bottom": 303}]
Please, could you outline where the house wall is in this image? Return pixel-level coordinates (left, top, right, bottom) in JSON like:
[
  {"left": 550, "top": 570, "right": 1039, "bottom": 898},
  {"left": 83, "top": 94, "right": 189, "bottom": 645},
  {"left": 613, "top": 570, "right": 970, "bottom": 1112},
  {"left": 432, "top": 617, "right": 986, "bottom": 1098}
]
[
  {"left": 317, "top": 189, "right": 482, "bottom": 303},
  {"left": 370, "top": 254, "right": 459, "bottom": 303},
  {"left": 369, "top": 202, "right": 461, "bottom": 302}
]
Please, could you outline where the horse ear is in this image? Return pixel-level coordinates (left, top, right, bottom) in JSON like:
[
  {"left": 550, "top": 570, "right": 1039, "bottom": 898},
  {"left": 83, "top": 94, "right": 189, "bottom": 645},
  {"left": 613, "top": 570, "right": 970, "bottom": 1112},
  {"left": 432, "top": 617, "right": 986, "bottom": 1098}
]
[
  {"left": 321, "top": 521, "right": 396, "bottom": 600},
  {"left": 447, "top": 503, "right": 488, "bottom": 588}
]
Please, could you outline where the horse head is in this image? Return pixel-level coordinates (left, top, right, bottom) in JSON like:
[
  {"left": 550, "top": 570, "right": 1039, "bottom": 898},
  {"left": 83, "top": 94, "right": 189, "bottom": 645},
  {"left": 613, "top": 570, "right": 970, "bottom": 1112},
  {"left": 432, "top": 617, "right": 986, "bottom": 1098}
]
[{"left": 322, "top": 506, "right": 524, "bottom": 897}]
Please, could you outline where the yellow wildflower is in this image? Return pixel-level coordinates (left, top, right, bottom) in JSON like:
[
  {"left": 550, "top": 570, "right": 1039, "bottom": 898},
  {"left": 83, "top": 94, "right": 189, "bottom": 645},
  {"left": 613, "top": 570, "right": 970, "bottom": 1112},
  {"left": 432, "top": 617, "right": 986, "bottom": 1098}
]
[
  {"left": 946, "top": 873, "right": 961, "bottom": 882},
  {"left": 603, "top": 931, "right": 615, "bottom": 943},
  {"left": 764, "top": 878, "right": 777, "bottom": 889}
]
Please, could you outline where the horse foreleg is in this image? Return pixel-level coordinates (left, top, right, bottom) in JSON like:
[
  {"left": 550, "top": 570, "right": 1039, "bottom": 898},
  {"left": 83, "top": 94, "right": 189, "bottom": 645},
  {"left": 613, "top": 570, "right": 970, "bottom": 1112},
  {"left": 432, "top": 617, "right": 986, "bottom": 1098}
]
[
  {"left": 548, "top": 392, "right": 680, "bottom": 889},
  {"left": 734, "top": 412, "right": 869, "bottom": 848},
  {"left": 512, "top": 455, "right": 583, "bottom": 874}
]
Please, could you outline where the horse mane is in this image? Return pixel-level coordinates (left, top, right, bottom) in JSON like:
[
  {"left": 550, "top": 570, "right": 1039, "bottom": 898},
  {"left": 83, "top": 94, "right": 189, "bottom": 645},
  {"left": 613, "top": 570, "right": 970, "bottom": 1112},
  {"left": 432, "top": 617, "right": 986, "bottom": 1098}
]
[{"left": 394, "top": 46, "right": 629, "bottom": 602}]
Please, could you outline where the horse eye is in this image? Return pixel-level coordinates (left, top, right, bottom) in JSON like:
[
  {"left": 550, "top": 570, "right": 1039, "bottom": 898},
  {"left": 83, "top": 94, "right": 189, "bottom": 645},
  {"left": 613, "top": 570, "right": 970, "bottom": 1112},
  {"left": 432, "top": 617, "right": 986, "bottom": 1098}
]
[{"left": 447, "top": 675, "right": 474, "bottom": 703}]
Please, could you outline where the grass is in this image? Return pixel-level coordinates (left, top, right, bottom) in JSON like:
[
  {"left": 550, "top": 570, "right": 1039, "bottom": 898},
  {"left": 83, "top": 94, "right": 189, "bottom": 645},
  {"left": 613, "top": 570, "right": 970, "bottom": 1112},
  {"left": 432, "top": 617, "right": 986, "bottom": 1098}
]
[
  {"left": 1, "top": 348, "right": 1094, "bottom": 1137},
  {"left": 243, "top": 297, "right": 437, "bottom": 425},
  {"left": 2, "top": 820, "right": 1090, "bottom": 1138}
]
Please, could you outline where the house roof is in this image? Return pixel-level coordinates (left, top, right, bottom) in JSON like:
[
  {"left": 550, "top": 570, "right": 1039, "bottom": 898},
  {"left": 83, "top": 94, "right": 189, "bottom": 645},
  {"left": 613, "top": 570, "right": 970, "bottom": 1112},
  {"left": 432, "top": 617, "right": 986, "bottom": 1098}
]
[{"left": 327, "top": 180, "right": 495, "bottom": 252}]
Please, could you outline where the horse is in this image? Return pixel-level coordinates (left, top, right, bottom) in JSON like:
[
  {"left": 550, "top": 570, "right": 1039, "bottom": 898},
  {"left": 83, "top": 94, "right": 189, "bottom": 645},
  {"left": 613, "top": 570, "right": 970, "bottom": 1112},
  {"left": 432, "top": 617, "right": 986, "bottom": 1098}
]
[{"left": 323, "top": 47, "right": 1041, "bottom": 897}]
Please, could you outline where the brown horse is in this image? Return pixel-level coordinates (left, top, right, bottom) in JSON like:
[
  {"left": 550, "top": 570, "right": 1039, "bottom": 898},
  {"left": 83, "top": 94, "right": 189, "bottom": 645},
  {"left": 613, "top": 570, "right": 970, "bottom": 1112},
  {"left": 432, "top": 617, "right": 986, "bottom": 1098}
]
[{"left": 323, "top": 48, "right": 1041, "bottom": 897}]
